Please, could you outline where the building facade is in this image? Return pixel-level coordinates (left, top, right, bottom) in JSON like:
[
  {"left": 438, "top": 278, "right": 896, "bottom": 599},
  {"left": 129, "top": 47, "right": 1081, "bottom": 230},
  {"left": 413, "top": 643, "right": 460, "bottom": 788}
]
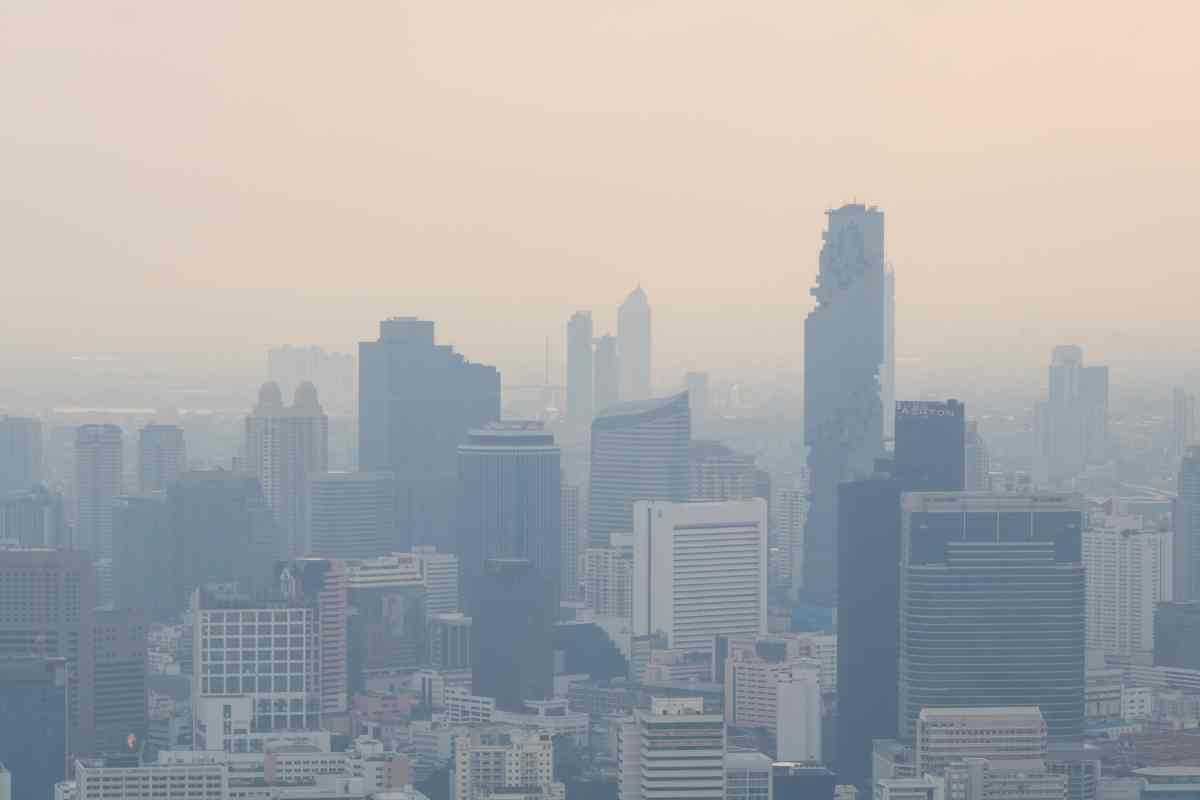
[
  {"left": 1174, "top": 446, "right": 1200, "bottom": 601},
  {"left": 1084, "top": 519, "right": 1170, "bottom": 660},
  {"left": 472, "top": 559, "right": 553, "bottom": 711},
  {"left": 0, "top": 416, "right": 42, "bottom": 495},
  {"left": 308, "top": 472, "right": 403, "bottom": 560},
  {"left": 75, "top": 424, "right": 123, "bottom": 559},
  {"left": 137, "top": 424, "right": 186, "bottom": 493},
  {"left": 566, "top": 311, "right": 594, "bottom": 425}
]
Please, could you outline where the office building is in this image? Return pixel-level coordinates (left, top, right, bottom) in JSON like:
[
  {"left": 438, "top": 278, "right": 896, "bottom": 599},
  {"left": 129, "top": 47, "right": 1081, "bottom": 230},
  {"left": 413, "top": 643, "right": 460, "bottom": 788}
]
[
  {"left": 473, "top": 559, "right": 553, "bottom": 711},
  {"left": 618, "top": 697, "right": 725, "bottom": 800},
  {"left": 1172, "top": 388, "right": 1198, "bottom": 462},
  {"left": 75, "top": 424, "right": 123, "bottom": 559},
  {"left": 0, "top": 484, "right": 68, "bottom": 548},
  {"left": 566, "top": 311, "right": 594, "bottom": 424},
  {"left": 308, "top": 472, "right": 403, "bottom": 560},
  {"left": 584, "top": 538, "right": 633, "bottom": 619},
  {"left": 0, "top": 657, "right": 67, "bottom": 800},
  {"left": 689, "top": 440, "right": 761, "bottom": 501},
  {"left": 773, "top": 763, "right": 837, "bottom": 800},
  {"left": 777, "top": 481, "right": 808, "bottom": 599},
  {"left": 722, "top": 637, "right": 822, "bottom": 755},
  {"left": 1083, "top": 519, "right": 1170, "bottom": 659},
  {"left": 894, "top": 400, "right": 965, "bottom": 492},
  {"left": 686, "top": 371, "right": 711, "bottom": 427},
  {"left": 191, "top": 583, "right": 321, "bottom": 751},
  {"left": 71, "top": 757, "right": 227, "bottom": 800},
  {"left": 245, "top": 381, "right": 328, "bottom": 558},
  {"left": 588, "top": 393, "right": 690, "bottom": 548},
  {"left": 915, "top": 707, "right": 1047, "bottom": 775},
  {"left": 412, "top": 546, "right": 460, "bottom": 617},
  {"left": 0, "top": 548, "right": 96, "bottom": 759},
  {"left": 964, "top": 421, "right": 991, "bottom": 492},
  {"left": 277, "top": 558, "right": 350, "bottom": 716},
  {"left": 1036, "top": 346, "right": 1109, "bottom": 486},
  {"left": 942, "top": 759, "right": 1067, "bottom": 800},
  {"left": 0, "top": 416, "right": 42, "bottom": 495},
  {"left": 725, "top": 751, "right": 772, "bottom": 800},
  {"left": 347, "top": 554, "right": 428, "bottom": 689},
  {"left": 803, "top": 204, "right": 887, "bottom": 604},
  {"left": 875, "top": 778, "right": 937, "bottom": 800},
  {"left": 359, "top": 317, "right": 501, "bottom": 546},
  {"left": 1155, "top": 603, "right": 1200, "bottom": 670},
  {"left": 137, "top": 424, "right": 186, "bottom": 493},
  {"left": 898, "top": 493, "right": 1086, "bottom": 739},
  {"left": 776, "top": 666, "right": 823, "bottom": 763},
  {"left": 561, "top": 482, "right": 581, "bottom": 601},
  {"left": 593, "top": 334, "right": 621, "bottom": 413},
  {"left": 428, "top": 614, "right": 471, "bottom": 670},
  {"left": 456, "top": 422, "right": 561, "bottom": 607},
  {"left": 618, "top": 286, "right": 652, "bottom": 402},
  {"left": 452, "top": 729, "right": 562, "bottom": 800},
  {"left": 93, "top": 610, "right": 147, "bottom": 754},
  {"left": 1175, "top": 446, "right": 1200, "bottom": 601},
  {"left": 632, "top": 499, "right": 767, "bottom": 655}
]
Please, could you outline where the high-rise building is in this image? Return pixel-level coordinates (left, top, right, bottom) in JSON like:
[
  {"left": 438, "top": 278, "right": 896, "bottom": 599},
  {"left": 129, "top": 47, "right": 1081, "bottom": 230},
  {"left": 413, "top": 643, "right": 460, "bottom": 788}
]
[
  {"left": 1172, "top": 388, "right": 1198, "bottom": 462},
  {"left": 803, "top": 204, "right": 887, "bottom": 605},
  {"left": 777, "top": 480, "right": 808, "bottom": 599},
  {"left": 277, "top": 558, "right": 349, "bottom": 716},
  {"left": 593, "top": 335, "right": 621, "bottom": 413},
  {"left": 428, "top": 613, "right": 472, "bottom": 670},
  {"left": 137, "top": 424, "right": 186, "bottom": 493},
  {"left": 0, "top": 548, "right": 96, "bottom": 759},
  {"left": 897, "top": 493, "right": 1086, "bottom": 739},
  {"left": 584, "top": 537, "right": 633, "bottom": 619},
  {"left": 0, "top": 416, "right": 42, "bottom": 495},
  {"left": 347, "top": 554, "right": 428, "bottom": 689},
  {"left": 412, "top": 546, "right": 460, "bottom": 617},
  {"left": 566, "top": 311, "right": 594, "bottom": 424},
  {"left": 75, "top": 424, "right": 123, "bottom": 559},
  {"left": 0, "top": 484, "right": 68, "bottom": 548},
  {"left": 456, "top": 422, "right": 561, "bottom": 607},
  {"left": 452, "top": 729, "right": 562, "bottom": 800},
  {"left": 588, "top": 393, "right": 690, "bottom": 548},
  {"left": 308, "top": 472, "right": 403, "bottom": 560},
  {"left": 1083, "top": 517, "right": 1170, "bottom": 660},
  {"left": 0, "top": 656, "right": 67, "bottom": 800},
  {"left": 359, "top": 317, "right": 501, "bottom": 547},
  {"left": 686, "top": 371, "right": 711, "bottom": 428},
  {"left": 964, "top": 420, "right": 991, "bottom": 492},
  {"left": 915, "top": 707, "right": 1047, "bottom": 775},
  {"left": 1155, "top": 602, "right": 1200, "bottom": 670},
  {"left": 894, "top": 400, "right": 965, "bottom": 492},
  {"left": 632, "top": 499, "right": 767, "bottom": 655},
  {"left": 92, "top": 609, "right": 147, "bottom": 754},
  {"left": 882, "top": 267, "right": 896, "bottom": 441},
  {"left": 689, "top": 440, "right": 761, "bottom": 501},
  {"left": 1174, "top": 446, "right": 1200, "bottom": 601},
  {"left": 245, "top": 381, "right": 328, "bottom": 558},
  {"left": 561, "top": 482, "right": 581, "bottom": 601},
  {"left": 618, "top": 697, "right": 725, "bottom": 800},
  {"left": 1036, "top": 346, "right": 1109, "bottom": 486},
  {"left": 472, "top": 558, "right": 553, "bottom": 711},
  {"left": 617, "top": 286, "right": 652, "bottom": 402},
  {"left": 777, "top": 666, "right": 823, "bottom": 764}
]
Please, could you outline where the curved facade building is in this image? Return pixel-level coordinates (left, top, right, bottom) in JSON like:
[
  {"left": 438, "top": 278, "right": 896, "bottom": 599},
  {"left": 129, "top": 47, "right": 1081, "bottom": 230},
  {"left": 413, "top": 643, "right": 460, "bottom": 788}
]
[{"left": 587, "top": 392, "right": 690, "bottom": 548}]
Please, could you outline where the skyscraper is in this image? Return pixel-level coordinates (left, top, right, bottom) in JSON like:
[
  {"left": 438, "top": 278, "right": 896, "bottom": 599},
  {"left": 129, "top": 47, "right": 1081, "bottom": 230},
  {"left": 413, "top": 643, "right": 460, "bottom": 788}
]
[
  {"left": 1172, "top": 387, "right": 1198, "bottom": 462},
  {"left": 137, "top": 424, "right": 186, "bottom": 493},
  {"left": 359, "top": 317, "right": 501, "bottom": 546},
  {"left": 0, "top": 484, "right": 68, "bottom": 548},
  {"left": 412, "top": 545, "right": 460, "bottom": 617},
  {"left": 456, "top": 421, "right": 562, "bottom": 607},
  {"left": 75, "top": 424, "right": 123, "bottom": 559},
  {"left": 307, "top": 472, "right": 403, "bottom": 560},
  {"left": 686, "top": 371, "right": 711, "bottom": 428},
  {"left": 897, "top": 492, "right": 1086, "bottom": 739},
  {"left": 632, "top": 499, "right": 768, "bottom": 655},
  {"left": 561, "top": 482, "right": 581, "bottom": 601},
  {"left": 803, "top": 203, "right": 887, "bottom": 605},
  {"left": 472, "top": 558, "right": 553, "bottom": 711},
  {"left": 245, "top": 381, "right": 328, "bottom": 558},
  {"left": 1037, "top": 345, "right": 1109, "bottom": 486},
  {"left": 619, "top": 697, "right": 725, "bottom": 800},
  {"left": 567, "top": 311, "right": 594, "bottom": 424},
  {"left": 0, "top": 656, "right": 67, "bottom": 800},
  {"left": 964, "top": 420, "right": 991, "bottom": 491},
  {"left": 588, "top": 393, "right": 690, "bottom": 548},
  {"left": 894, "top": 400, "right": 965, "bottom": 492},
  {"left": 1175, "top": 446, "right": 1200, "bottom": 601},
  {"left": 1083, "top": 519, "right": 1170, "bottom": 660},
  {"left": 617, "top": 286, "right": 652, "bottom": 401},
  {"left": 593, "top": 334, "right": 620, "bottom": 413},
  {"left": 0, "top": 415, "right": 42, "bottom": 494},
  {"left": 92, "top": 609, "right": 147, "bottom": 754},
  {"left": 882, "top": 267, "right": 896, "bottom": 440}
]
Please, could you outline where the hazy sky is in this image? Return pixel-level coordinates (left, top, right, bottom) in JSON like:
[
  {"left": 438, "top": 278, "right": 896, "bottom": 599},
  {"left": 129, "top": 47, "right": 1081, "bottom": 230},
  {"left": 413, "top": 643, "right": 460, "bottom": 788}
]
[{"left": 2, "top": 1, "right": 1197, "bottom": 378}]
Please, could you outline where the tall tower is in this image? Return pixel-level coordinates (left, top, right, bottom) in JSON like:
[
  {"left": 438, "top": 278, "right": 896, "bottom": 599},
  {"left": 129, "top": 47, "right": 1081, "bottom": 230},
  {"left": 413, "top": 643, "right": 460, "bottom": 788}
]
[
  {"left": 456, "top": 421, "right": 562, "bottom": 608},
  {"left": 1174, "top": 446, "right": 1200, "bottom": 601},
  {"left": 245, "top": 381, "right": 328, "bottom": 558},
  {"left": 0, "top": 415, "right": 42, "bottom": 494},
  {"left": 567, "top": 311, "right": 595, "bottom": 424},
  {"left": 593, "top": 334, "right": 621, "bottom": 413},
  {"left": 358, "top": 317, "right": 501, "bottom": 546},
  {"left": 802, "top": 204, "right": 886, "bottom": 605},
  {"left": 75, "top": 423, "right": 124, "bottom": 559},
  {"left": 307, "top": 472, "right": 403, "bottom": 560},
  {"left": 588, "top": 393, "right": 690, "bottom": 548},
  {"left": 882, "top": 267, "right": 896, "bottom": 440},
  {"left": 618, "top": 286, "right": 652, "bottom": 401},
  {"left": 138, "top": 423, "right": 186, "bottom": 493},
  {"left": 472, "top": 558, "right": 554, "bottom": 711},
  {"left": 1037, "top": 345, "right": 1109, "bottom": 486}
]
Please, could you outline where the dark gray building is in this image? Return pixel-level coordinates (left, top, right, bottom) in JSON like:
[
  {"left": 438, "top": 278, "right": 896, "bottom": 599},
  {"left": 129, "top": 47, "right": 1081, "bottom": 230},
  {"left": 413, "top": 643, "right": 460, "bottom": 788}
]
[
  {"left": 0, "top": 415, "right": 42, "bottom": 495},
  {"left": 358, "top": 317, "right": 500, "bottom": 547},
  {"left": 0, "top": 656, "right": 68, "bottom": 800},
  {"left": 587, "top": 393, "right": 689, "bottom": 548},
  {"left": 894, "top": 400, "right": 965, "bottom": 492},
  {"left": 803, "top": 204, "right": 887, "bottom": 605},
  {"left": 1174, "top": 446, "right": 1200, "bottom": 601},
  {"left": 472, "top": 558, "right": 553, "bottom": 711},
  {"left": 93, "top": 609, "right": 147, "bottom": 754},
  {"left": 898, "top": 492, "right": 1086, "bottom": 739},
  {"left": 0, "top": 484, "right": 68, "bottom": 548},
  {"left": 456, "top": 422, "right": 561, "bottom": 607},
  {"left": 308, "top": 471, "right": 403, "bottom": 560},
  {"left": 1155, "top": 602, "right": 1200, "bottom": 670}
]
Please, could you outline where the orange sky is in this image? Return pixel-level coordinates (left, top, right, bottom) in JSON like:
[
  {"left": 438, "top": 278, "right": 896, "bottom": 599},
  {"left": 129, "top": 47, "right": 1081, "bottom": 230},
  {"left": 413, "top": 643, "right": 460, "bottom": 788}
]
[{"left": 1, "top": 1, "right": 1197, "bottom": 377}]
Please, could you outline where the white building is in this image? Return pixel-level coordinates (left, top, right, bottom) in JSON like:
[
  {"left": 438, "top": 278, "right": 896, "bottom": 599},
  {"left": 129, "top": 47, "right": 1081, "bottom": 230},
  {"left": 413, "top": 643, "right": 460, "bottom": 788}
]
[
  {"left": 584, "top": 533, "right": 633, "bottom": 619},
  {"left": 915, "top": 707, "right": 1047, "bottom": 775},
  {"left": 777, "top": 666, "right": 823, "bottom": 763},
  {"left": 1083, "top": 516, "right": 1171, "bottom": 660},
  {"left": 412, "top": 546, "right": 460, "bottom": 617},
  {"left": 633, "top": 500, "right": 767, "bottom": 655},
  {"left": 451, "top": 729, "right": 562, "bottom": 800},
  {"left": 73, "top": 758, "right": 226, "bottom": 800},
  {"left": 724, "top": 751, "right": 772, "bottom": 800},
  {"left": 876, "top": 778, "right": 937, "bottom": 800},
  {"left": 618, "top": 697, "right": 725, "bottom": 800},
  {"left": 940, "top": 758, "right": 1066, "bottom": 800}
]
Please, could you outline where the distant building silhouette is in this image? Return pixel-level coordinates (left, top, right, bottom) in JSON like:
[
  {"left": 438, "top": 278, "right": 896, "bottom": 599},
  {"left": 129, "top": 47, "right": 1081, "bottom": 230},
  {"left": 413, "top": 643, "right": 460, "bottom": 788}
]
[
  {"left": 0, "top": 415, "right": 42, "bottom": 494},
  {"left": 75, "top": 424, "right": 123, "bottom": 559},
  {"left": 1036, "top": 345, "right": 1109, "bottom": 486},
  {"left": 1155, "top": 602, "right": 1200, "bottom": 670},
  {"left": 561, "top": 482, "right": 581, "bottom": 601},
  {"left": 587, "top": 393, "right": 690, "bottom": 548},
  {"left": 0, "top": 484, "right": 68, "bottom": 548},
  {"left": 92, "top": 609, "right": 147, "bottom": 754},
  {"left": 308, "top": 472, "right": 403, "bottom": 560},
  {"left": 1172, "top": 387, "right": 1198, "bottom": 463},
  {"left": 593, "top": 334, "right": 620, "bottom": 413},
  {"left": 472, "top": 558, "right": 553, "bottom": 711},
  {"left": 137, "top": 424, "right": 186, "bottom": 493},
  {"left": 964, "top": 420, "right": 991, "bottom": 491},
  {"left": 686, "top": 371, "right": 710, "bottom": 428},
  {"left": 566, "top": 311, "right": 594, "bottom": 424},
  {"left": 456, "top": 422, "right": 562, "bottom": 608},
  {"left": 882, "top": 267, "right": 896, "bottom": 440},
  {"left": 803, "top": 204, "right": 886, "bottom": 605},
  {"left": 617, "top": 286, "right": 652, "bottom": 401},
  {"left": 359, "top": 317, "right": 500, "bottom": 546},
  {"left": 689, "top": 440, "right": 761, "bottom": 501},
  {"left": 1174, "top": 446, "right": 1200, "bottom": 600},
  {"left": 267, "top": 344, "right": 356, "bottom": 416},
  {"left": 245, "top": 381, "right": 328, "bottom": 558},
  {"left": 0, "top": 657, "right": 67, "bottom": 800}
]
